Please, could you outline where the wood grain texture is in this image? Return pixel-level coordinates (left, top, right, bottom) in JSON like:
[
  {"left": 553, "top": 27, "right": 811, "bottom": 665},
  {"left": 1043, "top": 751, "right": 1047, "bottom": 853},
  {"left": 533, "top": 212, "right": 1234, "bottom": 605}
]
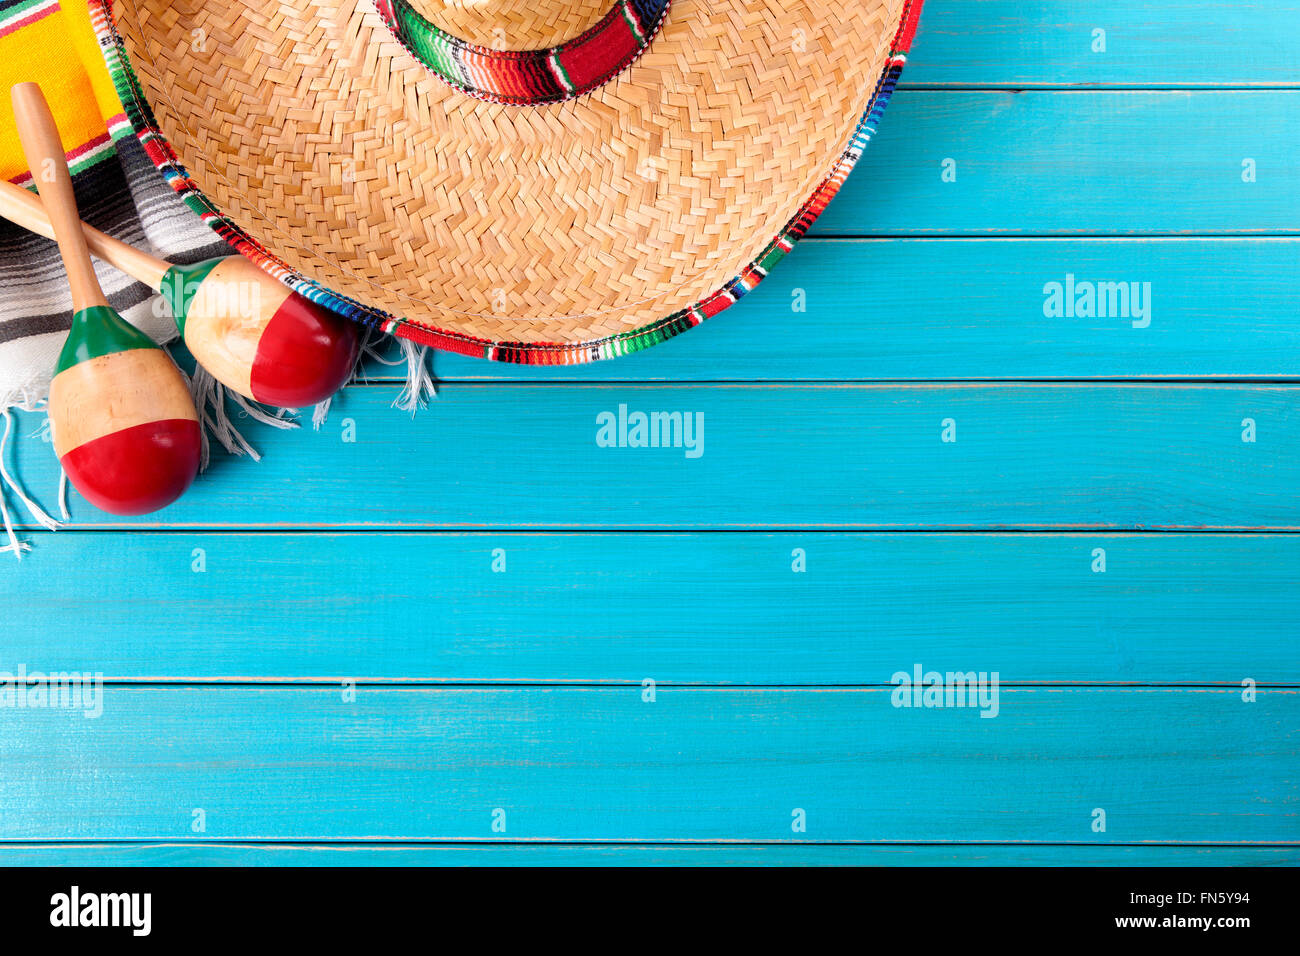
[
  {"left": 408, "top": 239, "right": 1300, "bottom": 382},
  {"left": 813, "top": 92, "right": 1300, "bottom": 236},
  {"left": 9, "top": 384, "right": 1300, "bottom": 529},
  {"left": 48, "top": 349, "right": 198, "bottom": 454},
  {"left": 6, "top": 532, "right": 1299, "bottom": 684},
  {"left": 0, "top": 177, "right": 171, "bottom": 290},
  {"left": 4, "top": 2, "right": 1297, "bottom": 866},
  {"left": 905, "top": 1, "right": 1300, "bottom": 88},
  {"left": 177, "top": 257, "right": 281, "bottom": 400},
  {"left": 0, "top": 687, "right": 1292, "bottom": 842},
  {"left": 11, "top": 83, "right": 109, "bottom": 313},
  {"left": 2, "top": 843, "right": 1297, "bottom": 867}
]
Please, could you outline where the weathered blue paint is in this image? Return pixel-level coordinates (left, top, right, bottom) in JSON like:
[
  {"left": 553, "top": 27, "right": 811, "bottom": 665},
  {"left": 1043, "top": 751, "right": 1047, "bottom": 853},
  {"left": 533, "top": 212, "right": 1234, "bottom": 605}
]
[
  {"left": 0, "top": 688, "right": 1293, "bottom": 843},
  {"left": 2, "top": 0, "right": 1296, "bottom": 867},
  {"left": 8, "top": 384, "right": 1300, "bottom": 529},
  {"left": 815, "top": 91, "right": 1300, "bottom": 235},
  {"left": 6, "top": 532, "right": 1300, "bottom": 684},
  {"left": 905, "top": 1, "right": 1300, "bottom": 88},
  {"left": 416, "top": 239, "right": 1300, "bottom": 382},
  {"left": 2, "top": 844, "right": 1296, "bottom": 867}
]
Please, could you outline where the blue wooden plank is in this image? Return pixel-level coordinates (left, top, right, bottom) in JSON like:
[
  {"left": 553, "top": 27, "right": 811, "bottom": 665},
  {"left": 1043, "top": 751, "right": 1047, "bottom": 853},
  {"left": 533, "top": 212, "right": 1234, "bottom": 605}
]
[
  {"left": 410, "top": 239, "right": 1300, "bottom": 381},
  {"left": 6, "top": 384, "right": 1300, "bottom": 530},
  {"left": 0, "top": 687, "right": 1292, "bottom": 842},
  {"left": 7, "top": 532, "right": 1299, "bottom": 684},
  {"left": 905, "top": 1, "right": 1300, "bottom": 88},
  {"left": 0, "top": 4, "right": 1290, "bottom": 868},
  {"left": 1, "top": 843, "right": 1296, "bottom": 867},
  {"left": 812, "top": 92, "right": 1300, "bottom": 236}
]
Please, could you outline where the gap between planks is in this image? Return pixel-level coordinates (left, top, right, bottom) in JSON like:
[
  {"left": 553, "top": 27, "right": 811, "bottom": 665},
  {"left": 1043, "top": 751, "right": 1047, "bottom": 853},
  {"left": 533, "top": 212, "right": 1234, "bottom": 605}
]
[
  {"left": 1, "top": 839, "right": 1297, "bottom": 847},
  {"left": 30, "top": 686, "right": 1300, "bottom": 691}
]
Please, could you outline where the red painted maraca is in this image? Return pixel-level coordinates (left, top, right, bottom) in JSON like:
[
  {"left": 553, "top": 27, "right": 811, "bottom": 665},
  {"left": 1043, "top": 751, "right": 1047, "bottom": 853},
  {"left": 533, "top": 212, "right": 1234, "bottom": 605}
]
[
  {"left": 12, "top": 82, "right": 200, "bottom": 515},
  {"left": 0, "top": 178, "right": 360, "bottom": 407}
]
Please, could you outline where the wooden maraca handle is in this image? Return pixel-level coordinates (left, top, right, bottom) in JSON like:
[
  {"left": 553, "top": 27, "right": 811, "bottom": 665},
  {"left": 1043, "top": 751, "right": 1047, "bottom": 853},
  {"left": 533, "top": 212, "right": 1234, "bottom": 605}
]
[
  {"left": 0, "top": 172, "right": 360, "bottom": 408},
  {"left": 3, "top": 92, "right": 360, "bottom": 410},
  {"left": 0, "top": 176, "right": 169, "bottom": 290},
  {"left": 11, "top": 83, "right": 109, "bottom": 311},
  {"left": 12, "top": 83, "right": 202, "bottom": 516}
]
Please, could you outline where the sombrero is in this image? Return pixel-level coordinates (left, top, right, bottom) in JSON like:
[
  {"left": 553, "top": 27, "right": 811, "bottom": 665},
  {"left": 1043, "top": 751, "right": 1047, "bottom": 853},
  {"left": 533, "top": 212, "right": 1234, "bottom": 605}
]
[{"left": 90, "top": 0, "right": 922, "bottom": 364}]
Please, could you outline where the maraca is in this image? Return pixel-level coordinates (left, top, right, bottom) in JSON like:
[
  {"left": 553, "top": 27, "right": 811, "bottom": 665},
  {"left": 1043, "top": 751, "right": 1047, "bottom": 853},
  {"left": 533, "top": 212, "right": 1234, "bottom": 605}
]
[
  {"left": 12, "top": 82, "right": 200, "bottom": 515},
  {"left": 0, "top": 179, "right": 360, "bottom": 408}
]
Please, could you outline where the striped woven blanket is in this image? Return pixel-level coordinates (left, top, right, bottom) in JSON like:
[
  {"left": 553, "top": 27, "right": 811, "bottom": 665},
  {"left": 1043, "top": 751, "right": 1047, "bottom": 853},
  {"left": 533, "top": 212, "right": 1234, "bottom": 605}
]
[{"left": 0, "top": 0, "right": 229, "bottom": 412}]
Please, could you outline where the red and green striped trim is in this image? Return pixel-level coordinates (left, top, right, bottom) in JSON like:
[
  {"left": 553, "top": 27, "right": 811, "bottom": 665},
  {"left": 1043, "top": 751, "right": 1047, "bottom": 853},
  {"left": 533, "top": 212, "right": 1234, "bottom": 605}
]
[
  {"left": 373, "top": 0, "right": 670, "bottom": 106},
  {"left": 0, "top": 0, "right": 59, "bottom": 39},
  {"left": 6, "top": 128, "right": 118, "bottom": 188},
  {"left": 90, "top": 0, "right": 923, "bottom": 366}
]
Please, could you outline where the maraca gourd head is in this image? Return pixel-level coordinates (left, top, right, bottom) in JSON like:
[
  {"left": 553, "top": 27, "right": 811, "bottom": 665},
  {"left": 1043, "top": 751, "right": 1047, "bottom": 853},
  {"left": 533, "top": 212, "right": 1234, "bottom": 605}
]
[
  {"left": 49, "top": 307, "right": 200, "bottom": 515},
  {"left": 161, "top": 256, "right": 360, "bottom": 407}
]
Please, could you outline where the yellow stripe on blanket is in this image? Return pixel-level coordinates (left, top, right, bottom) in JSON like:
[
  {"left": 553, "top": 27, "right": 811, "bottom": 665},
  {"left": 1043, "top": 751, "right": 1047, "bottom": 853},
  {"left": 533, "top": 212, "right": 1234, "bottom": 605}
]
[{"left": 0, "top": 2, "right": 124, "bottom": 182}]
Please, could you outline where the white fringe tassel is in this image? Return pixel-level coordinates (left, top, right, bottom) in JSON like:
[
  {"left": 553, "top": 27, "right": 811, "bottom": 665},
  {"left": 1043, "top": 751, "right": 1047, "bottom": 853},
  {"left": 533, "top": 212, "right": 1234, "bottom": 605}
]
[
  {"left": 0, "top": 330, "right": 378, "bottom": 559},
  {"left": 57, "top": 465, "right": 69, "bottom": 520},
  {"left": 357, "top": 326, "right": 393, "bottom": 377},
  {"left": 0, "top": 408, "right": 60, "bottom": 560},
  {"left": 310, "top": 326, "right": 392, "bottom": 430},
  {"left": 185, "top": 364, "right": 297, "bottom": 469},
  {"left": 392, "top": 339, "right": 437, "bottom": 413},
  {"left": 311, "top": 397, "right": 332, "bottom": 430}
]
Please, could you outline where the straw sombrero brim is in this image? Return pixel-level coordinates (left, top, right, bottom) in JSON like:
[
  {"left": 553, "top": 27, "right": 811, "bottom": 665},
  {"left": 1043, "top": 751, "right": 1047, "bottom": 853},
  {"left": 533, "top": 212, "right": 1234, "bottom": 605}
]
[{"left": 91, "top": 0, "right": 922, "bottom": 363}]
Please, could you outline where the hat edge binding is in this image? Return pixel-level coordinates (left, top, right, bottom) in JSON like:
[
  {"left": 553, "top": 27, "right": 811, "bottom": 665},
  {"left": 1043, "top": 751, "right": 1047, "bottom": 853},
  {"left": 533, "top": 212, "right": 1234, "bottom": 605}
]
[{"left": 89, "top": 0, "right": 924, "bottom": 366}]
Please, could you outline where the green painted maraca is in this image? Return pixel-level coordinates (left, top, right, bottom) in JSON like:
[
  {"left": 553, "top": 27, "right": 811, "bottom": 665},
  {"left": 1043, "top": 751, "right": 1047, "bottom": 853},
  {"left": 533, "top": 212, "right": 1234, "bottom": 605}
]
[{"left": 13, "top": 82, "right": 200, "bottom": 515}]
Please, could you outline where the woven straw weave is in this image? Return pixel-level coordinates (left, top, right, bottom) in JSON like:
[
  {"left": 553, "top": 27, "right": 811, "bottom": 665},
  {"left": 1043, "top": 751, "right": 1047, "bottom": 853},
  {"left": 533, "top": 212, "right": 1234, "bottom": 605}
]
[
  {"left": 424, "top": 0, "right": 615, "bottom": 48},
  {"left": 107, "top": 0, "right": 907, "bottom": 347}
]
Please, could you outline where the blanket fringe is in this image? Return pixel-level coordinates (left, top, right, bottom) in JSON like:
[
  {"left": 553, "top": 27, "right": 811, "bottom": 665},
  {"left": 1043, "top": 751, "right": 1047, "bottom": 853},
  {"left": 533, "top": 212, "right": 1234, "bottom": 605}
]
[
  {"left": 57, "top": 465, "right": 69, "bottom": 520},
  {"left": 358, "top": 326, "right": 391, "bottom": 376},
  {"left": 393, "top": 338, "right": 437, "bottom": 413},
  {"left": 311, "top": 397, "right": 332, "bottom": 430},
  {"left": 330, "top": 328, "right": 437, "bottom": 417},
  {"left": 183, "top": 364, "right": 298, "bottom": 469},
  {"left": 0, "top": 408, "right": 60, "bottom": 560},
  {"left": 1, "top": 325, "right": 397, "bottom": 557}
]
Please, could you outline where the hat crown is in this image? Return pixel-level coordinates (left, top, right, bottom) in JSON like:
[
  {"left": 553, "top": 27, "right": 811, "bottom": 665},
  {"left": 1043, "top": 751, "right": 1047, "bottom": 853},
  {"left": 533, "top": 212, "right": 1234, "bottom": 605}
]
[{"left": 376, "top": 0, "right": 671, "bottom": 105}]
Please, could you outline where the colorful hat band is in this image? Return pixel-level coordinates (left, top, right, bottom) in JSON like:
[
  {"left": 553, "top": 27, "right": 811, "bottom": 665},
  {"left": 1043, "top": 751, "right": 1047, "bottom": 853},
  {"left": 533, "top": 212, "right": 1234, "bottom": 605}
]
[{"left": 375, "top": 0, "right": 671, "bottom": 105}]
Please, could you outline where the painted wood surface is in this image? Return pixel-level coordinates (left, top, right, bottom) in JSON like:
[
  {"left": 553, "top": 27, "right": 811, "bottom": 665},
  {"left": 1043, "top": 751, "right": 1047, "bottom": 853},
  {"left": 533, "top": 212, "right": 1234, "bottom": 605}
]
[
  {"left": 409, "top": 239, "right": 1300, "bottom": 382},
  {"left": 9, "top": 383, "right": 1300, "bottom": 529},
  {"left": 0, "top": 687, "right": 1293, "bottom": 843},
  {"left": 7, "top": 532, "right": 1299, "bottom": 685},
  {"left": 3, "top": 2, "right": 1297, "bottom": 867},
  {"left": 2, "top": 844, "right": 1297, "bottom": 867},
  {"left": 816, "top": 91, "right": 1299, "bottom": 236},
  {"left": 905, "top": 1, "right": 1300, "bottom": 88}
]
